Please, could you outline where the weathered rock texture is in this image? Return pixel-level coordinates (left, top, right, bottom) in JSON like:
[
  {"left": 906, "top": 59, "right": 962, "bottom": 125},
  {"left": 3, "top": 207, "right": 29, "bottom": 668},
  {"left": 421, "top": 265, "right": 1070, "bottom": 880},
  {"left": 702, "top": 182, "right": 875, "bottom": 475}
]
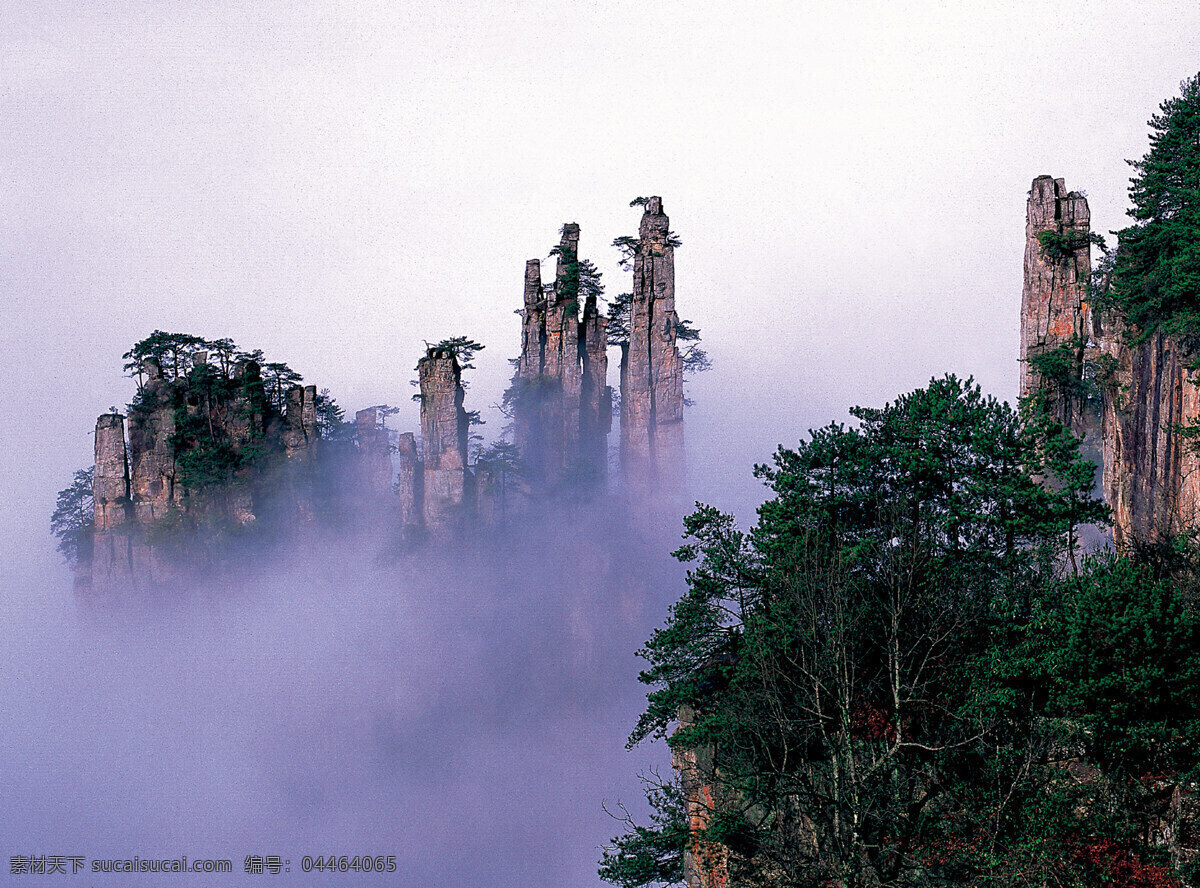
[
  {"left": 87, "top": 358, "right": 294, "bottom": 591},
  {"left": 674, "top": 705, "right": 730, "bottom": 888},
  {"left": 94, "top": 413, "right": 131, "bottom": 531},
  {"left": 127, "top": 359, "right": 179, "bottom": 524},
  {"left": 514, "top": 225, "right": 611, "bottom": 489},
  {"left": 1097, "top": 327, "right": 1200, "bottom": 546},
  {"left": 419, "top": 347, "right": 471, "bottom": 532},
  {"left": 283, "top": 385, "right": 318, "bottom": 458},
  {"left": 1020, "top": 175, "right": 1093, "bottom": 423},
  {"left": 355, "top": 407, "right": 394, "bottom": 497},
  {"left": 621, "top": 197, "right": 684, "bottom": 491},
  {"left": 1020, "top": 175, "right": 1200, "bottom": 547},
  {"left": 394, "top": 431, "right": 422, "bottom": 529}
]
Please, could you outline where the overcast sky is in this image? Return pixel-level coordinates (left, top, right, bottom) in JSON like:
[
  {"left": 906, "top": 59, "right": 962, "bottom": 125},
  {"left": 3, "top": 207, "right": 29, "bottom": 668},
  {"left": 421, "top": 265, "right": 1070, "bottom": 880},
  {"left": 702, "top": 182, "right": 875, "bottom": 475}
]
[
  {"left": 3, "top": 3, "right": 1200, "bottom": 884},
  {"left": 4, "top": 1, "right": 1200, "bottom": 525}
]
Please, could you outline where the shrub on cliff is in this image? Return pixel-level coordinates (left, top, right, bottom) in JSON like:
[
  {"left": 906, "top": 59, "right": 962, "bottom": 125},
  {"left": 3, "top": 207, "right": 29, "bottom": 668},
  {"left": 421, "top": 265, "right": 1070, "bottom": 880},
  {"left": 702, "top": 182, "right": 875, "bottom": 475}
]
[{"left": 51, "top": 468, "right": 94, "bottom": 565}]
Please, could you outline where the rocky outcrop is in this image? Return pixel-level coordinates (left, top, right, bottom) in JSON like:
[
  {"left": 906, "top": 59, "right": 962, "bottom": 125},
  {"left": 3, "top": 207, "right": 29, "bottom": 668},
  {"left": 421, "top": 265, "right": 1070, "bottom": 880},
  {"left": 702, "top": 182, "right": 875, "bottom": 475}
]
[
  {"left": 1020, "top": 175, "right": 1093, "bottom": 423},
  {"left": 127, "top": 359, "right": 179, "bottom": 524},
  {"left": 90, "top": 413, "right": 135, "bottom": 593},
  {"left": 621, "top": 197, "right": 684, "bottom": 491},
  {"left": 94, "top": 413, "right": 131, "bottom": 531},
  {"left": 79, "top": 199, "right": 697, "bottom": 586},
  {"left": 283, "top": 385, "right": 318, "bottom": 458},
  {"left": 419, "top": 347, "right": 470, "bottom": 532},
  {"left": 514, "top": 225, "right": 611, "bottom": 489},
  {"left": 355, "top": 407, "right": 394, "bottom": 497},
  {"left": 1019, "top": 175, "right": 1200, "bottom": 547},
  {"left": 1097, "top": 329, "right": 1200, "bottom": 547},
  {"left": 581, "top": 262, "right": 611, "bottom": 481},
  {"left": 674, "top": 705, "right": 730, "bottom": 888},
  {"left": 394, "top": 431, "right": 422, "bottom": 530}
]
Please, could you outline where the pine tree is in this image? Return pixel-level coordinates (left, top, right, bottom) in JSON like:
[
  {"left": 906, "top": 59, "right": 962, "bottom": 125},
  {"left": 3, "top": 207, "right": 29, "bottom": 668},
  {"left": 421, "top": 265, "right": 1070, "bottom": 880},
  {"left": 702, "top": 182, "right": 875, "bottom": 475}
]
[{"left": 1108, "top": 73, "right": 1200, "bottom": 337}]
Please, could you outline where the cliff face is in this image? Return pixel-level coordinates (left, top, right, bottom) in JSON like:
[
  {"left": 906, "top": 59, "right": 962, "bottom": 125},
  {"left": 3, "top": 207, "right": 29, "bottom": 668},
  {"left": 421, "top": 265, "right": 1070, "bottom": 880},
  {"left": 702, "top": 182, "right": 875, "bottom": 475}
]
[
  {"left": 127, "top": 359, "right": 180, "bottom": 524},
  {"left": 1020, "top": 175, "right": 1200, "bottom": 547},
  {"left": 621, "top": 197, "right": 684, "bottom": 492},
  {"left": 674, "top": 705, "right": 730, "bottom": 888},
  {"left": 1099, "top": 329, "right": 1200, "bottom": 546}
]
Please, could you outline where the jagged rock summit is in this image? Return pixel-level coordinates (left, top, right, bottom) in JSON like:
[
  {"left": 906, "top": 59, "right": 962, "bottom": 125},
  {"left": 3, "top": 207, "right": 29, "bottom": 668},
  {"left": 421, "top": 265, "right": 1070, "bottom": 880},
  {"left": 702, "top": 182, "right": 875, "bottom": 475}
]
[
  {"left": 80, "top": 197, "right": 694, "bottom": 592},
  {"left": 1021, "top": 175, "right": 1200, "bottom": 548}
]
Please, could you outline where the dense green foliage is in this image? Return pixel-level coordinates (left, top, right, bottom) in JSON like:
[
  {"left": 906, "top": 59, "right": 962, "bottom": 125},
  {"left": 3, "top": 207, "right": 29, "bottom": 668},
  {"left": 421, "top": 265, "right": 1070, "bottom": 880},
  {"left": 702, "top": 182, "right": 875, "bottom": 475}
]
[
  {"left": 60, "top": 331, "right": 356, "bottom": 549},
  {"left": 1104, "top": 73, "right": 1200, "bottom": 338},
  {"left": 603, "top": 377, "right": 1200, "bottom": 888},
  {"left": 548, "top": 238, "right": 605, "bottom": 316},
  {"left": 599, "top": 775, "right": 689, "bottom": 888},
  {"left": 429, "top": 336, "right": 485, "bottom": 371},
  {"left": 50, "top": 467, "right": 94, "bottom": 565},
  {"left": 1037, "top": 229, "right": 1107, "bottom": 264}
]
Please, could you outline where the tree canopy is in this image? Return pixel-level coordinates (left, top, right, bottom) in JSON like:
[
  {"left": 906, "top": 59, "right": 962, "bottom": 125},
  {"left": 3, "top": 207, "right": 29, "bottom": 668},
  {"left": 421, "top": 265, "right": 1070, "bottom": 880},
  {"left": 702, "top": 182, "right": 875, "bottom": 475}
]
[
  {"left": 602, "top": 377, "right": 1200, "bottom": 888},
  {"left": 1105, "top": 73, "right": 1200, "bottom": 338},
  {"left": 50, "top": 468, "right": 94, "bottom": 566}
]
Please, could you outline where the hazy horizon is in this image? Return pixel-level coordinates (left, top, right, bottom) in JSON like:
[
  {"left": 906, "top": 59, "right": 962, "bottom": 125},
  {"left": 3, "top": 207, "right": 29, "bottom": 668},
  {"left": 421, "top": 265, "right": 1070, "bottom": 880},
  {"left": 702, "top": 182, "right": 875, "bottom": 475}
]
[{"left": 4, "top": 2, "right": 1200, "bottom": 885}]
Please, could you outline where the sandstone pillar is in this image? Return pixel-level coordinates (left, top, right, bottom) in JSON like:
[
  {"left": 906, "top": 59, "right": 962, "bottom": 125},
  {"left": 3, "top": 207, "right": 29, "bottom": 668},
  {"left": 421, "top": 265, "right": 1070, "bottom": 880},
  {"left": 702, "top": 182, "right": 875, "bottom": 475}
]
[
  {"left": 355, "top": 407, "right": 394, "bottom": 496},
  {"left": 283, "top": 385, "right": 318, "bottom": 458},
  {"left": 674, "top": 705, "right": 730, "bottom": 888},
  {"left": 1019, "top": 175, "right": 1093, "bottom": 429},
  {"left": 621, "top": 196, "right": 684, "bottom": 491},
  {"left": 514, "top": 223, "right": 611, "bottom": 489},
  {"left": 128, "top": 358, "right": 178, "bottom": 524},
  {"left": 394, "top": 431, "right": 422, "bottom": 530},
  {"left": 419, "top": 347, "right": 470, "bottom": 532},
  {"left": 94, "top": 413, "right": 131, "bottom": 530}
]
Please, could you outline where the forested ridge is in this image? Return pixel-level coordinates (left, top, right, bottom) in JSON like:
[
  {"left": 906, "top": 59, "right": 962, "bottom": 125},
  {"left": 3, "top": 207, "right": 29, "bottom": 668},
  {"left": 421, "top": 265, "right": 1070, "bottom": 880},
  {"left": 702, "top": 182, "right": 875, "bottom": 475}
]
[{"left": 602, "top": 74, "right": 1200, "bottom": 888}]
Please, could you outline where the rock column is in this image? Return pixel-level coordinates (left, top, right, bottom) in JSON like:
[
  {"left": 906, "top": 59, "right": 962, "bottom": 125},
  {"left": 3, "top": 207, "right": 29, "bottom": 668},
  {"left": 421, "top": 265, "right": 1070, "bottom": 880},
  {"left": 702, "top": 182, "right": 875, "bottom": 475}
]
[
  {"left": 127, "top": 358, "right": 178, "bottom": 524},
  {"left": 419, "top": 347, "right": 470, "bottom": 532},
  {"left": 355, "top": 407, "right": 394, "bottom": 496},
  {"left": 621, "top": 196, "right": 684, "bottom": 491},
  {"left": 94, "top": 413, "right": 131, "bottom": 530},
  {"left": 674, "top": 705, "right": 730, "bottom": 888},
  {"left": 514, "top": 224, "right": 611, "bottom": 488},
  {"left": 1019, "top": 175, "right": 1093, "bottom": 429},
  {"left": 1018, "top": 175, "right": 1200, "bottom": 547},
  {"left": 394, "top": 431, "right": 422, "bottom": 530},
  {"left": 91, "top": 414, "right": 133, "bottom": 592},
  {"left": 283, "top": 385, "right": 318, "bottom": 458}
]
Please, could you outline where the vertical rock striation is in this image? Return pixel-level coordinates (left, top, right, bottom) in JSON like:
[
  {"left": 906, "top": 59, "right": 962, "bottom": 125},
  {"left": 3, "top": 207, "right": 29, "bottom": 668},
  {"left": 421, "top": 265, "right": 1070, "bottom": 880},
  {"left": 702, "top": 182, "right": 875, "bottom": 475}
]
[
  {"left": 674, "top": 705, "right": 730, "bottom": 888},
  {"left": 621, "top": 196, "right": 684, "bottom": 491},
  {"left": 1019, "top": 175, "right": 1200, "bottom": 547},
  {"left": 1098, "top": 329, "right": 1200, "bottom": 546},
  {"left": 91, "top": 413, "right": 133, "bottom": 593},
  {"left": 581, "top": 271, "right": 612, "bottom": 480},
  {"left": 419, "top": 347, "right": 470, "bottom": 532},
  {"left": 127, "top": 358, "right": 179, "bottom": 524},
  {"left": 355, "top": 407, "right": 394, "bottom": 497},
  {"left": 394, "top": 431, "right": 422, "bottom": 530},
  {"left": 514, "top": 224, "right": 610, "bottom": 488},
  {"left": 283, "top": 385, "right": 318, "bottom": 458},
  {"left": 94, "top": 414, "right": 131, "bottom": 531},
  {"left": 1020, "top": 176, "right": 1093, "bottom": 417}
]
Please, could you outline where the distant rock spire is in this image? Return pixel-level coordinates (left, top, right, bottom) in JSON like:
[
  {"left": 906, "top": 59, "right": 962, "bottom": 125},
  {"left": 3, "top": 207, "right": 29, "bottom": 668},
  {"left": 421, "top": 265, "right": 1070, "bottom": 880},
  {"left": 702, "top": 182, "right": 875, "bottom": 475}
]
[
  {"left": 514, "top": 223, "right": 610, "bottom": 489},
  {"left": 621, "top": 196, "right": 684, "bottom": 492}
]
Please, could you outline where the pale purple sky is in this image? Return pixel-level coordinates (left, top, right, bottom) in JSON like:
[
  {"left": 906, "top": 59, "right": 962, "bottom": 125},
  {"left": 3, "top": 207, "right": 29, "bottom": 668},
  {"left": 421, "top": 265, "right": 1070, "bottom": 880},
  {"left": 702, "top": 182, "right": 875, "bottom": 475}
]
[
  {"left": 4, "top": 2, "right": 1200, "bottom": 522},
  {"left": 2, "top": 3, "right": 1200, "bottom": 885}
]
